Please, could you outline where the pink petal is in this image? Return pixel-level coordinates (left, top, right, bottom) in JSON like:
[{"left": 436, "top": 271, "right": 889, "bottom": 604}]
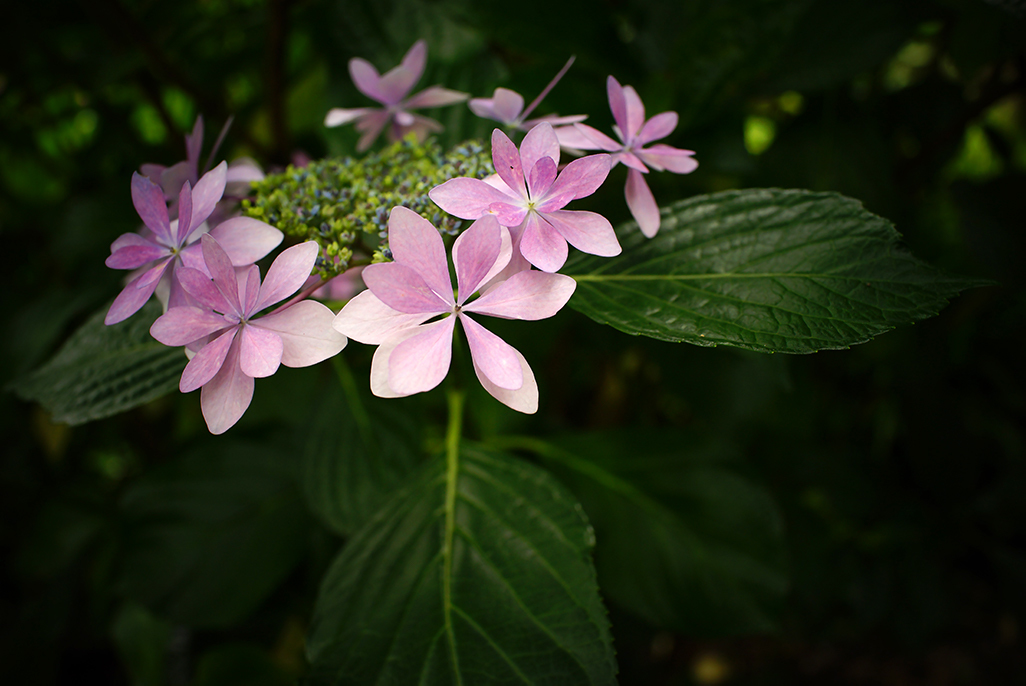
[
  {"left": 253, "top": 300, "right": 347, "bottom": 367},
  {"left": 106, "top": 238, "right": 166, "bottom": 270},
  {"left": 151, "top": 306, "right": 231, "bottom": 346},
  {"left": 606, "top": 76, "right": 630, "bottom": 142},
  {"left": 544, "top": 209, "right": 621, "bottom": 258},
  {"left": 354, "top": 110, "right": 391, "bottom": 152},
  {"left": 185, "top": 116, "right": 204, "bottom": 170},
  {"left": 617, "top": 151, "right": 650, "bottom": 173},
  {"left": 332, "top": 290, "right": 432, "bottom": 345},
  {"left": 387, "top": 317, "right": 456, "bottom": 395},
  {"left": 429, "top": 177, "right": 520, "bottom": 221},
  {"left": 159, "top": 162, "right": 193, "bottom": 200},
  {"left": 176, "top": 266, "right": 232, "bottom": 313},
  {"left": 453, "top": 218, "right": 511, "bottom": 298},
  {"left": 131, "top": 172, "right": 172, "bottom": 244},
  {"left": 491, "top": 128, "right": 527, "bottom": 200},
  {"left": 200, "top": 234, "right": 242, "bottom": 315},
  {"left": 621, "top": 84, "right": 646, "bottom": 141},
  {"left": 459, "top": 314, "right": 522, "bottom": 390},
  {"left": 378, "top": 66, "right": 419, "bottom": 105},
  {"left": 473, "top": 346, "right": 538, "bottom": 414},
  {"left": 400, "top": 39, "right": 427, "bottom": 84},
  {"left": 637, "top": 144, "right": 699, "bottom": 174},
  {"left": 403, "top": 86, "right": 468, "bottom": 110},
  {"left": 390, "top": 113, "right": 444, "bottom": 144},
  {"left": 181, "top": 328, "right": 238, "bottom": 393},
  {"left": 174, "top": 180, "right": 194, "bottom": 244},
  {"left": 519, "top": 122, "right": 560, "bottom": 179},
  {"left": 527, "top": 157, "right": 557, "bottom": 201},
  {"left": 189, "top": 162, "right": 228, "bottom": 231},
  {"left": 362, "top": 262, "right": 449, "bottom": 314},
  {"left": 463, "top": 270, "right": 576, "bottom": 320},
  {"left": 553, "top": 124, "right": 604, "bottom": 151},
  {"left": 208, "top": 217, "right": 283, "bottom": 266},
  {"left": 568, "top": 123, "right": 622, "bottom": 152},
  {"left": 538, "top": 153, "right": 611, "bottom": 212},
  {"left": 637, "top": 111, "right": 678, "bottom": 145},
  {"left": 104, "top": 261, "right": 168, "bottom": 325},
  {"left": 139, "top": 163, "right": 166, "bottom": 182},
  {"left": 387, "top": 206, "right": 453, "bottom": 302},
  {"left": 349, "top": 57, "right": 385, "bottom": 103},
  {"left": 239, "top": 264, "right": 261, "bottom": 315},
  {"left": 225, "top": 157, "right": 265, "bottom": 188},
  {"left": 476, "top": 221, "right": 531, "bottom": 292},
  {"left": 519, "top": 213, "right": 568, "bottom": 273},
  {"left": 468, "top": 97, "right": 499, "bottom": 120},
  {"left": 369, "top": 325, "right": 424, "bottom": 398},
  {"left": 255, "top": 241, "right": 318, "bottom": 312},
  {"left": 199, "top": 336, "right": 254, "bottom": 435},
  {"left": 625, "top": 169, "right": 661, "bottom": 238},
  {"left": 522, "top": 113, "right": 588, "bottom": 129},
  {"left": 473, "top": 88, "right": 523, "bottom": 124},
  {"left": 238, "top": 324, "right": 283, "bottom": 378},
  {"left": 452, "top": 215, "right": 503, "bottom": 302},
  {"left": 324, "top": 107, "right": 375, "bottom": 127}
]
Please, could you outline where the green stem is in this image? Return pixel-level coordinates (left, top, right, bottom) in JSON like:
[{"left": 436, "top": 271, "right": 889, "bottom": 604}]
[
  {"left": 331, "top": 355, "right": 377, "bottom": 457},
  {"left": 442, "top": 387, "right": 465, "bottom": 681}
]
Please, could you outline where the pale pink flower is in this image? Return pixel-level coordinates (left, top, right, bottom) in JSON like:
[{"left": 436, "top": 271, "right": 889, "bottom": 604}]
[
  {"left": 151, "top": 235, "right": 347, "bottom": 434},
  {"left": 105, "top": 163, "right": 283, "bottom": 324},
  {"left": 428, "top": 123, "right": 619, "bottom": 274},
  {"left": 555, "top": 76, "right": 698, "bottom": 237},
  {"left": 332, "top": 207, "right": 575, "bottom": 413},
  {"left": 469, "top": 56, "right": 586, "bottom": 132},
  {"left": 324, "top": 40, "right": 468, "bottom": 152}
]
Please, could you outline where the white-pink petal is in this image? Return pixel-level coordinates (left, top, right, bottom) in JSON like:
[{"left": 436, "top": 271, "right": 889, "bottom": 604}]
[
  {"left": 255, "top": 241, "right": 318, "bottom": 313},
  {"left": 387, "top": 206, "right": 453, "bottom": 302},
  {"left": 637, "top": 111, "right": 678, "bottom": 145},
  {"left": 208, "top": 216, "right": 283, "bottom": 266},
  {"left": 464, "top": 270, "right": 576, "bottom": 321},
  {"left": 131, "top": 173, "right": 172, "bottom": 244},
  {"left": 386, "top": 317, "right": 456, "bottom": 396},
  {"left": 151, "top": 306, "right": 230, "bottom": 347},
  {"left": 324, "top": 107, "right": 374, "bottom": 128},
  {"left": 625, "top": 168, "right": 661, "bottom": 238},
  {"left": 238, "top": 324, "right": 283, "bottom": 378},
  {"left": 637, "top": 144, "right": 699, "bottom": 174},
  {"left": 199, "top": 336, "right": 254, "bottom": 435},
  {"left": 363, "top": 262, "right": 450, "bottom": 314},
  {"left": 189, "top": 162, "right": 228, "bottom": 232},
  {"left": 621, "top": 84, "right": 647, "bottom": 141},
  {"left": 519, "top": 122, "right": 560, "bottom": 179},
  {"left": 429, "top": 177, "right": 519, "bottom": 221},
  {"left": 544, "top": 209, "right": 621, "bottom": 258},
  {"left": 332, "top": 290, "right": 433, "bottom": 345},
  {"left": 403, "top": 86, "right": 468, "bottom": 109},
  {"left": 538, "top": 153, "right": 611, "bottom": 212},
  {"left": 452, "top": 215, "right": 504, "bottom": 301},
  {"left": 459, "top": 314, "right": 523, "bottom": 391},
  {"left": 349, "top": 58, "right": 386, "bottom": 103},
  {"left": 181, "top": 328, "right": 237, "bottom": 393},
  {"left": 473, "top": 346, "right": 538, "bottom": 414},
  {"left": 491, "top": 128, "right": 527, "bottom": 200},
  {"left": 519, "top": 213, "right": 568, "bottom": 273},
  {"left": 254, "top": 300, "right": 347, "bottom": 367}
]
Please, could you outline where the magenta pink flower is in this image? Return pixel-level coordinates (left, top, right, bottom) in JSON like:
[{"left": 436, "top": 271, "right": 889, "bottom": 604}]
[
  {"left": 150, "top": 235, "right": 347, "bottom": 434},
  {"left": 324, "top": 40, "right": 468, "bottom": 152},
  {"left": 332, "top": 207, "right": 575, "bottom": 413},
  {"left": 555, "top": 76, "right": 698, "bottom": 237},
  {"left": 428, "top": 123, "right": 619, "bottom": 274},
  {"left": 469, "top": 57, "right": 586, "bottom": 132},
  {"left": 105, "top": 163, "right": 283, "bottom": 324}
]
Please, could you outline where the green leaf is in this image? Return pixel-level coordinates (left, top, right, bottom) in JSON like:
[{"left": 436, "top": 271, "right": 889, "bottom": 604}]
[
  {"left": 118, "top": 442, "right": 311, "bottom": 628},
  {"left": 110, "top": 603, "right": 172, "bottom": 686},
  {"left": 564, "top": 189, "right": 985, "bottom": 353},
  {"left": 301, "top": 360, "right": 424, "bottom": 536},
  {"left": 306, "top": 445, "right": 617, "bottom": 686},
  {"left": 502, "top": 432, "right": 787, "bottom": 636},
  {"left": 10, "top": 301, "right": 185, "bottom": 424},
  {"left": 194, "top": 644, "right": 293, "bottom": 686}
]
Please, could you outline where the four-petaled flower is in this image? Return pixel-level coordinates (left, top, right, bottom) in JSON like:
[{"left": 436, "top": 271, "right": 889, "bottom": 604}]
[
  {"left": 469, "top": 57, "right": 586, "bottom": 132},
  {"left": 332, "top": 207, "right": 576, "bottom": 413},
  {"left": 150, "top": 235, "right": 347, "bottom": 434},
  {"left": 105, "top": 162, "right": 283, "bottom": 324},
  {"left": 324, "top": 40, "right": 468, "bottom": 152},
  {"left": 429, "top": 123, "right": 620, "bottom": 274},
  {"left": 555, "top": 76, "right": 698, "bottom": 237}
]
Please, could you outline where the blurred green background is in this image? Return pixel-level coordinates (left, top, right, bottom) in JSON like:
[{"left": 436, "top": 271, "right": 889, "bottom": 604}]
[{"left": 2, "top": 0, "right": 1024, "bottom": 684}]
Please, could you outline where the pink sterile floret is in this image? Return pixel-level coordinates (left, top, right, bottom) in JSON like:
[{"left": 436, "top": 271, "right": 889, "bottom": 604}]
[
  {"left": 150, "top": 235, "right": 347, "bottom": 434},
  {"left": 332, "top": 206, "right": 576, "bottom": 413},
  {"left": 428, "top": 123, "right": 619, "bottom": 274},
  {"left": 555, "top": 76, "right": 698, "bottom": 238},
  {"left": 468, "top": 57, "right": 586, "bottom": 132},
  {"left": 324, "top": 39, "right": 468, "bottom": 152},
  {"left": 105, "top": 162, "right": 283, "bottom": 325}
]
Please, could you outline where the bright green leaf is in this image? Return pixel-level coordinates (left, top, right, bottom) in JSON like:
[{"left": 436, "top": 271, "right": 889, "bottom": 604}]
[
  {"left": 306, "top": 445, "right": 617, "bottom": 686},
  {"left": 10, "top": 302, "right": 185, "bottom": 424},
  {"left": 118, "top": 442, "right": 311, "bottom": 628},
  {"left": 563, "top": 189, "right": 984, "bottom": 353},
  {"left": 502, "top": 432, "right": 787, "bottom": 636}
]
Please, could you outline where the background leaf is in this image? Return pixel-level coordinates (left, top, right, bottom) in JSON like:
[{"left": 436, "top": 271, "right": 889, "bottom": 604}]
[
  {"left": 9, "top": 301, "right": 185, "bottom": 424},
  {"left": 504, "top": 432, "right": 788, "bottom": 636},
  {"left": 306, "top": 445, "right": 617, "bottom": 686},
  {"left": 117, "top": 442, "right": 311, "bottom": 628},
  {"left": 301, "top": 361, "right": 424, "bottom": 536},
  {"left": 564, "top": 189, "right": 985, "bottom": 353}
]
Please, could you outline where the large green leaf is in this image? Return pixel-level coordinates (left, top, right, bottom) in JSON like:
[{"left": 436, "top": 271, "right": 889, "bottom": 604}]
[
  {"left": 306, "top": 445, "right": 617, "bottom": 686},
  {"left": 301, "top": 361, "right": 424, "bottom": 536},
  {"left": 503, "top": 431, "right": 787, "bottom": 636},
  {"left": 10, "top": 301, "right": 185, "bottom": 424},
  {"left": 564, "top": 189, "right": 984, "bottom": 353},
  {"left": 118, "top": 442, "right": 311, "bottom": 628}
]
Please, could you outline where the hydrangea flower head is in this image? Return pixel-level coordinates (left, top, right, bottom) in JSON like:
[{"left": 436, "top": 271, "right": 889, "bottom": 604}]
[
  {"left": 105, "top": 163, "right": 283, "bottom": 324},
  {"left": 555, "top": 76, "right": 698, "bottom": 237},
  {"left": 150, "top": 235, "right": 347, "bottom": 434},
  {"left": 469, "top": 57, "right": 586, "bottom": 132},
  {"left": 324, "top": 40, "right": 468, "bottom": 152},
  {"left": 332, "top": 207, "right": 576, "bottom": 413},
  {"left": 429, "top": 123, "right": 619, "bottom": 273}
]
